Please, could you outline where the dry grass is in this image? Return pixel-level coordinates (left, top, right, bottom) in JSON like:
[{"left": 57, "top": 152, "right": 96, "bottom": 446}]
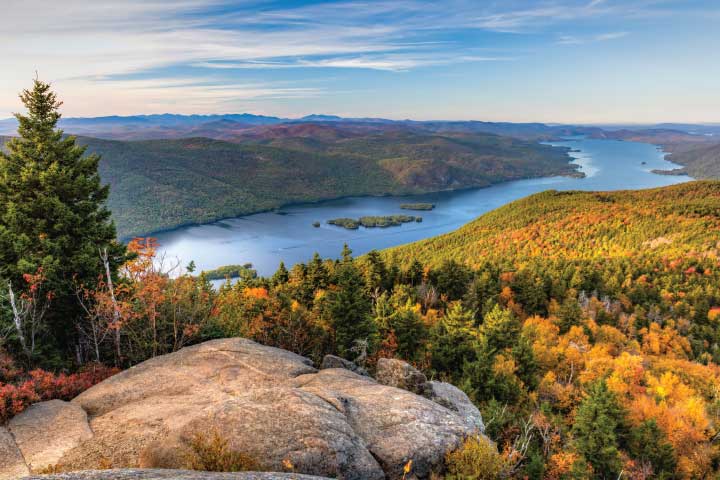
[{"left": 185, "top": 429, "right": 260, "bottom": 472}]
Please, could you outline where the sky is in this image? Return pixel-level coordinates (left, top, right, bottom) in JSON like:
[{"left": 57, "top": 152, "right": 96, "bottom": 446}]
[{"left": 1, "top": 0, "right": 719, "bottom": 123}]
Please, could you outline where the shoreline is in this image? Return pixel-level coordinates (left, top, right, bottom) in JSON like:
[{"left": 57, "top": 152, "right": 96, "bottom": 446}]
[{"left": 123, "top": 166, "right": 584, "bottom": 242}]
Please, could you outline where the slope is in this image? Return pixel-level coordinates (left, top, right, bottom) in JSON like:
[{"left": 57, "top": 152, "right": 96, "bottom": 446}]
[{"left": 383, "top": 180, "right": 720, "bottom": 268}]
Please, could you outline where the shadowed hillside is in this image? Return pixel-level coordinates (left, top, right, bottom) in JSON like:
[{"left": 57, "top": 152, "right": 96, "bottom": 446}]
[{"left": 2, "top": 132, "right": 579, "bottom": 238}]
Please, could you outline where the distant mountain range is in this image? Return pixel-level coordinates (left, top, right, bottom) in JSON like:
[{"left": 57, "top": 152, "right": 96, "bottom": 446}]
[{"left": 2, "top": 112, "right": 719, "bottom": 143}]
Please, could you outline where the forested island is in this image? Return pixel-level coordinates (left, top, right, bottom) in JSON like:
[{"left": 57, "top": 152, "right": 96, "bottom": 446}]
[
  {"left": 400, "top": 202, "right": 435, "bottom": 210},
  {"left": 328, "top": 214, "right": 421, "bottom": 229},
  {"left": 201, "top": 263, "right": 257, "bottom": 281}
]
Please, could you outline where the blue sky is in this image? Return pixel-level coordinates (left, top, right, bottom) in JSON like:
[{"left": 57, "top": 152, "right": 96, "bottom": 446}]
[{"left": 1, "top": 0, "right": 718, "bottom": 123}]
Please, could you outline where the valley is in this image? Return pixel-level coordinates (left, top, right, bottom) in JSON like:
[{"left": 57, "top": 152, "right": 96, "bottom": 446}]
[{"left": 154, "top": 137, "right": 689, "bottom": 277}]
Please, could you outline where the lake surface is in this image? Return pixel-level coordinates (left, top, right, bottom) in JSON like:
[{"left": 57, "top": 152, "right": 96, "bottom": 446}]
[{"left": 154, "top": 138, "right": 690, "bottom": 278}]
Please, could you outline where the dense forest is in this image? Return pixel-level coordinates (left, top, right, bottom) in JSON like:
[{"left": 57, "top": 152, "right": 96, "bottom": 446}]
[
  {"left": 2, "top": 124, "right": 579, "bottom": 238},
  {"left": 2, "top": 82, "right": 720, "bottom": 479}
]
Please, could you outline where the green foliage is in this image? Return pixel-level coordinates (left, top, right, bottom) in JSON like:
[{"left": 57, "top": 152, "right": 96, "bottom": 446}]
[
  {"left": 328, "top": 215, "right": 419, "bottom": 229},
  {"left": 628, "top": 419, "right": 677, "bottom": 479},
  {"left": 323, "top": 260, "right": 376, "bottom": 358},
  {"left": 0, "top": 80, "right": 124, "bottom": 360},
  {"left": 444, "top": 435, "right": 510, "bottom": 480},
  {"left": 479, "top": 305, "right": 519, "bottom": 352},
  {"left": 0, "top": 128, "right": 578, "bottom": 238},
  {"left": 400, "top": 203, "right": 434, "bottom": 210},
  {"left": 202, "top": 264, "right": 256, "bottom": 281},
  {"left": 572, "top": 380, "right": 625, "bottom": 479}
]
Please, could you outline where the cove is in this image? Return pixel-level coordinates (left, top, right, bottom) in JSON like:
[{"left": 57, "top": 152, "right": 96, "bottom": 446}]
[{"left": 154, "top": 138, "right": 691, "bottom": 277}]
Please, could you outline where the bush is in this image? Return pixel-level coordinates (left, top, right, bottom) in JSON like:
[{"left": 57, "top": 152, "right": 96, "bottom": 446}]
[
  {"left": 0, "top": 363, "right": 118, "bottom": 422},
  {"left": 186, "top": 429, "right": 260, "bottom": 472},
  {"left": 445, "top": 435, "right": 510, "bottom": 479}
]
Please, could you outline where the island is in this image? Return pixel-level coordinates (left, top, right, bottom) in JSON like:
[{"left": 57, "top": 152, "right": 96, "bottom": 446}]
[
  {"left": 201, "top": 263, "right": 257, "bottom": 281},
  {"left": 400, "top": 203, "right": 435, "bottom": 211},
  {"left": 328, "top": 215, "right": 421, "bottom": 229}
]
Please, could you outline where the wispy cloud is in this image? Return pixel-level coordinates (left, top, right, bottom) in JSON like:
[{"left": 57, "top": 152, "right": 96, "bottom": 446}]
[
  {"left": 0, "top": 0, "right": 714, "bottom": 118},
  {"left": 557, "top": 31, "right": 629, "bottom": 44}
]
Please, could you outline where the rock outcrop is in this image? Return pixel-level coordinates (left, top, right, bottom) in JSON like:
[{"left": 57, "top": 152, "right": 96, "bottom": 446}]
[
  {"left": 422, "top": 381, "right": 484, "bottom": 432},
  {"left": 21, "top": 470, "right": 330, "bottom": 480},
  {"left": 0, "top": 426, "right": 29, "bottom": 478},
  {"left": 374, "top": 358, "right": 427, "bottom": 394},
  {"left": 9, "top": 400, "right": 93, "bottom": 472},
  {"left": 5, "top": 338, "right": 482, "bottom": 479},
  {"left": 319, "top": 354, "right": 368, "bottom": 376}
]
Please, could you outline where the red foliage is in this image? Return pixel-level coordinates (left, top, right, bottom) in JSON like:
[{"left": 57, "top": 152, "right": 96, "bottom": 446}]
[{"left": 0, "top": 363, "right": 118, "bottom": 422}]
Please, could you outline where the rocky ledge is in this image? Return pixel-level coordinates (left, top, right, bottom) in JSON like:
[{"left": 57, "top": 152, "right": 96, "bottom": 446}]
[{"left": 1, "top": 338, "right": 483, "bottom": 480}]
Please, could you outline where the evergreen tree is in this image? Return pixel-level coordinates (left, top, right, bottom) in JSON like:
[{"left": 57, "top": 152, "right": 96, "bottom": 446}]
[
  {"left": 362, "top": 249, "right": 388, "bottom": 292},
  {"left": 431, "top": 302, "right": 477, "bottom": 377},
  {"left": 387, "top": 301, "right": 427, "bottom": 362},
  {"left": 271, "top": 261, "right": 289, "bottom": 286},
  {"left": 0, "top": 79, "right": 124, "bottom": 359},
  {"left": 340, "top": 243, "right": 353, "bottom": 263},
  {"left": 628, "top": 419, "right": 676, "bottom": 479},
  {"left": 431, "top": 259, "right": 471, "bottom": 300},
  {"left": 306, "top": 253, "right": 329, "bottom": 291},
  {"left": 479, "top": 304, "right": 519, "bottom": 352},
  {"left": 572, "top": 380, "right": 624, "bottom": 479},
  {"left": 326, "top": 261, "right": 375, "bottom": 358}
]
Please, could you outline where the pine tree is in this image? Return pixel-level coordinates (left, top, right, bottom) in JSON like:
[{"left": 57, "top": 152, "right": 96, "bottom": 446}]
[
  {"left": 431, "top": 302, "right": 477, "bottom": 377},
  {"left": 628, "top": 419, "right": 676, "bottom": 479},
  {"left": 0, "top": 79, "right": 124, "bottom": 359},
  {"left": 479, "top": 304, "right": 519, "bottom": 352},
  {"left": 271, "top": 261, "right": 289, "bottom": 286},
  {"left": 572, "top": 380, "right": 624, "bottom": 479},
  {"left": 326, "top": 261, "right": 375, "bottom": 358}
]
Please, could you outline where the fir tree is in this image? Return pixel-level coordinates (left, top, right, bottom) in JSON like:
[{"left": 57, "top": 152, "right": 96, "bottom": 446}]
[
  {"left": 271, "top": 261, "right": 289, "bottom": 286},
  {"left": 0, "top": 79, "right": 124, "bottom": 359},
  {"left": 479, "top": 304, "right": 519, "bottom": 352},
  {"left": 326, "top": 261, "right": 375, "bottom": 358},
  {"left": 628, "top": 419, "right": 676, "bottom": 479},
  {"left": 572, "top": 380, "right": 624, "bottom": 479}
]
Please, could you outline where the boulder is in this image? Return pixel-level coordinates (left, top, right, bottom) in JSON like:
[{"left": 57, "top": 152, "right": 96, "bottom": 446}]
[
  {"left": 319, "top": 354, "right": 368, "bottom": 376},
  {"left": 20, "top": 469, "right": 330, "bottom": 479},
  {"left": 374, "top": 358, "right": 427, "bottom": 394},
  {"left": 28, "top": 338, "right": 479, "bottom": 479},
  {"left": 0, "top": 426, "right": 29, "bottom": 479},
  {"left": 422, "top": 381, "right": 484, "bottom": 432},
  {"left": 8, "top": 399, "right": 93, "bottom": 472}
]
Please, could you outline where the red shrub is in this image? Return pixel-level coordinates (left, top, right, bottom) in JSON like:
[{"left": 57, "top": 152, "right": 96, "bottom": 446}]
[{"left": 0, "top": 364, "right": 118, "bottom": 422}]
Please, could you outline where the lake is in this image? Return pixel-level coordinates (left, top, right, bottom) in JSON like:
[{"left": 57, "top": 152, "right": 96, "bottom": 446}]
[{"left": 154, "top": 138, "right": 690, "bottom": 278}]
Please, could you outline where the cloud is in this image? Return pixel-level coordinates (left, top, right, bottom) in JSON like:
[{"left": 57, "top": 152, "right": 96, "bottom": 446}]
[
  {"left": 0, "top": 0, "right": 707, "bottom": 117},
  {"left": 557, "top": 31, "right": 629, "bottom": 45}
]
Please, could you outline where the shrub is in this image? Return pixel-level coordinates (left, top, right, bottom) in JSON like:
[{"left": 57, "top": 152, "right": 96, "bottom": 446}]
[
  {"left": 445, "top": 435, "right": 510, "bottom": 479},
  {"left": 186, "top": 429, "right": 260, "bottom": 472},
  {"left": 0, "top": 363, "right": 118, "bottom": 422}
]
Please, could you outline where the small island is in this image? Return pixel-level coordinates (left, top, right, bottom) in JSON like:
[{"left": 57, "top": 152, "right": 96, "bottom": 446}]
[
  {"left": 312, "top": 221, "right": 321, "bottom": 227},
  {"left": 202, "top": 263, "right": 257, "bottom": 281},
  {"left": 400, "top": 203, "right": 435, "bottom": 211},
  {"left": 651, "top": 168, "right": 688, "bottom": 176},
  {"left": 328, "top": 215, "right": 421, "bottom": 229}
]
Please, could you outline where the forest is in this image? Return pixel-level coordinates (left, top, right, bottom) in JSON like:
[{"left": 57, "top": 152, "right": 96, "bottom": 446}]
[
  {"left": 1, "top": 81, "right": 719, "bottom": 479},
  {"left": 1, "top": 123, "right": 579, "bottom": 239}
]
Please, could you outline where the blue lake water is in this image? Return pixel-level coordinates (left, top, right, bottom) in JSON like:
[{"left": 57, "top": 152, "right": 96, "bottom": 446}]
[{"left": 154, "top": 138, "right": 690, "bottom": 278}]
